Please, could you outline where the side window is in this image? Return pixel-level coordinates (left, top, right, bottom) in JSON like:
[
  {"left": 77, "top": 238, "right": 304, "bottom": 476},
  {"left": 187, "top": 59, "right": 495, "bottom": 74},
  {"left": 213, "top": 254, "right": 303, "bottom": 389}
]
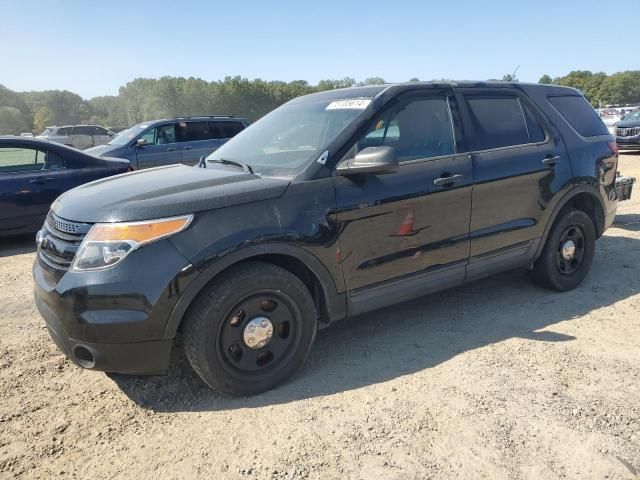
[
  {"left": 0, "top": 147, "right": 47, "bottom": 172},
  {"left": 183, "top": 122, "right": 212, "bottom": 142},
  {"left": 139, "top": 128, "right": 156, "bottom": 144},
  {"left": 358, "top": 97, "right": 455, "bottom": 162},
  {"left": 57, "top": 127, "right": 71, "bottom": 136},
  {"left": 548, "top": 95, "right": 609, "bottom": 137},
  {"left": 73, "top": 126, "right": 91, "bottom": 136},
  {"left": 522, "top": 103, "right": 546, "bottom": 143},
  {"left": 43, "top": 151, "right": 65, "bottom": 169},
  {"left": 140, "top": 124, "right": 177, "bottom": 145},
  {"left": 211, "top": 121, "right": 245, "bottom": 139},
  {"left": 89, "top": 126, "right": 107, "bottom": 136},
  {"left": 464, "top": 96, "right": 529, "bottom": 150}
]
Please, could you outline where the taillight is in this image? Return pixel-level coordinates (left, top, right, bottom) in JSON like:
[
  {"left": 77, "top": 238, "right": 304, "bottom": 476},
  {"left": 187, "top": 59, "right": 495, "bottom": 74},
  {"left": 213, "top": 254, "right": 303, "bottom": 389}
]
[{"left": 608, "top": 140, "right": 618, "bottom": 155}]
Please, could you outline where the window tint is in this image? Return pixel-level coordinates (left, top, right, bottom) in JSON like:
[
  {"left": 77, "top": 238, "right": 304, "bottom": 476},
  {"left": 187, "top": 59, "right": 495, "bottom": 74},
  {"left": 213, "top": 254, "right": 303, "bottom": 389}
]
[
  {"left": 357, "top": 97, "right": 455, "bottom": 162},
  {"left": 210, "top": 121, "right": 245, "bottom": 139},
  {"left": 465, "top": 96, "right": 529, "bottom": 150},
  {"left": 548, "top": 95, "right": 609, "bottom": 137},
  {"left": 0, "top": 147, "right": 47, "bottom": 172},
  {"left": 522, "top": 103, "right": 546, "bottom": 143},
  {"left": 89, "top": 126, "right": 107, "bottom": 136},
  {"left": 73, "top": 126, "right": 93, "bottom": 136},
  {"left": 181, "top": 121, "right": 212, "bottom": 142},
  {"left": 56, "top": 127, "right": 71, "bottom": 136}
]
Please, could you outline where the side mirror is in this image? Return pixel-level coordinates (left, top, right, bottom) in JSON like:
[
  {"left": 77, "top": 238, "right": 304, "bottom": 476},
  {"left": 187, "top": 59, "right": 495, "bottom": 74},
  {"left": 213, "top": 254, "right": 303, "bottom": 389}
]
[
  {"left": 336, "top": 146, "right": 399, "bottom": 176},
  {"left": 135, "top": 138, "right": 149, "bottom": 147}
]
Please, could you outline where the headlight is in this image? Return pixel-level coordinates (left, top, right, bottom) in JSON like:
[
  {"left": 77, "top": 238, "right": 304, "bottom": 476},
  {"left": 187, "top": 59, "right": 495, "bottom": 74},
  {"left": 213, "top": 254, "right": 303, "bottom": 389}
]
[
  {"left": 608, "top": 125, "right": 618, "bottom": 136},
  {"left": 70, "top": 215, "right": 193, "bottom": 271}
]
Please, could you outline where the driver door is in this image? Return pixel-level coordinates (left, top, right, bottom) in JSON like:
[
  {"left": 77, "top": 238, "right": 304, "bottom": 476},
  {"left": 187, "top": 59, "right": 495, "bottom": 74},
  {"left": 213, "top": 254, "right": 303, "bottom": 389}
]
[
  {"left": 135, "top": 123, "right": 183, "bottom": 169},
  {"left": 333, "top": 91, "right": 473, "bottom": 312}
]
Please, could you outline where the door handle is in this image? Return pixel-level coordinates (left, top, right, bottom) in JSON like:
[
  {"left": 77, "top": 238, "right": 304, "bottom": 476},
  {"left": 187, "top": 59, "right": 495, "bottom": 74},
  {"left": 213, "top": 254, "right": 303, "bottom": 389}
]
[
  {"left": 182, "top": 146, "right": 192, "bottom": 150},
  {"left": 166, "top": 147, "right": 177, "bottom": 151},
  {"left": 30, "top": 177, "right": 55, "bottom": 184},
  {"left": 433, "top": 174, "right": 464, "bottom": 187},
  {"left": 541, "top": 156, "right": 561, "bottom": 167}
]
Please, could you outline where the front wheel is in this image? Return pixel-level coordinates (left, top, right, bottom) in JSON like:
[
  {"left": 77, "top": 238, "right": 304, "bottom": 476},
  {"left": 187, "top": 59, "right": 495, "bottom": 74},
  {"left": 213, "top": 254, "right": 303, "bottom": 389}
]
[
  {"left": 183, "top": 262, "right": 317, "bottom": 396},
  {"left": 529, "top": 208, "right": 596, "bottom": 291}
]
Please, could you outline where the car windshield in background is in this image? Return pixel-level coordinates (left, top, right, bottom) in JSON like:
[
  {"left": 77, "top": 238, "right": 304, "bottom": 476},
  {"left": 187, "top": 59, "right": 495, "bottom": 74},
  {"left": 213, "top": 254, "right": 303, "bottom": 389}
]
[
  {"left": 623, "top": 111, "right": 640, "bottom": 121},
  {"left": 107, "top": 124, "right": 147, "bottom": 146},
  {"left": 206, "top": 98, "right": 372, "bottom": 176},
  {"left": 40, "top": 129, "right": 52, "bottom": 136}
]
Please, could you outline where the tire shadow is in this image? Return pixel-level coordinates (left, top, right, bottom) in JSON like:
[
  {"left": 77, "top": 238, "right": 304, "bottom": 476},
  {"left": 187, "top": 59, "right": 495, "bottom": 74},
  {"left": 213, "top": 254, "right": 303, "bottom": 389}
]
[
  {"left": 614, "top": 213, "right": 640, "bottom": 232},
  {"left": 111, "top": 233, "right": 640, "bottom": 412}
]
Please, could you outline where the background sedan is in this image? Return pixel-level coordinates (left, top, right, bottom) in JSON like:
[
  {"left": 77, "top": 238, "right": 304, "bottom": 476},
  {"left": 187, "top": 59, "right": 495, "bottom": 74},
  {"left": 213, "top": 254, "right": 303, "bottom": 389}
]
[{"left": 0, "top": 137, "right": 130, "bottom": 237}]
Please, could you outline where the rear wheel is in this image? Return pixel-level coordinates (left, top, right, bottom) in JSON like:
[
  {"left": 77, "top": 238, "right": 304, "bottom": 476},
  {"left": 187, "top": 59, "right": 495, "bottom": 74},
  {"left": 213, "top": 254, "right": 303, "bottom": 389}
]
[
  {"left": 183, "top": 262, "right": 317, "bottom": 396},
  {"left": 529, "top": 208, "right": 596, "bottom": 291}
]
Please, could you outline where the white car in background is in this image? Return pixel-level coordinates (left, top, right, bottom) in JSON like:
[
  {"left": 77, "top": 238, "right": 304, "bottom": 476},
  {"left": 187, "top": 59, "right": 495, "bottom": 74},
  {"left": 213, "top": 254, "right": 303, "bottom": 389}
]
[{"left": 37, "top": 125, "right": 115, "bottom": 150}]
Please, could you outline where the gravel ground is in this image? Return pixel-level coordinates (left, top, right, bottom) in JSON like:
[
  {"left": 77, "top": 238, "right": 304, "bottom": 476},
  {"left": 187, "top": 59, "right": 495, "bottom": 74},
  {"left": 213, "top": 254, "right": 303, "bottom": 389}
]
[{"left": 1, "top": 154, "right": 639, "bottom": 480}]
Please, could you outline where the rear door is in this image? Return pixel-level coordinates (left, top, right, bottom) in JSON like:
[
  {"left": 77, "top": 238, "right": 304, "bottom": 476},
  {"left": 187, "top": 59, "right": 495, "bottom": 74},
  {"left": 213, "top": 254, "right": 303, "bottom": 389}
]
[
  {"left": 135, "top": 123, "right": 182, "bottom": 169},
  {"left": 70, "top": 126, "right": 92, "bottom": 150},
  {"left": 0, "top": 145, "right": 67, "bottom": 233},
  {"left": 212, "top": 120, "right": 246, "bottom": 147},
  {"left": 177, "top": 121, "right": 217, "bottom": 165},
  {"left": 455, "top": 88, "right": 571, "bottom": 279},
  {"left": 334, "top": 90, "right": 472, "bottom": 303}
]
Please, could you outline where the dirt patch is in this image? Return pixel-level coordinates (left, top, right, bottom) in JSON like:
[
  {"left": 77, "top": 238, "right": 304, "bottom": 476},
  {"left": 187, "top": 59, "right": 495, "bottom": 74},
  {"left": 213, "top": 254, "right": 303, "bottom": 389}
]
[{"left": 1, "top": 155, "right": 639, "bottom": 480}]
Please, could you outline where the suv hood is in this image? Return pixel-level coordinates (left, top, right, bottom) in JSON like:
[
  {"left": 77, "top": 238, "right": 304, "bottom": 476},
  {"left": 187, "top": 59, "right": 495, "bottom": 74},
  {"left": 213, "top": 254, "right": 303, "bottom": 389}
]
[
  {"left": 52, "top": 164, "right": 291, "bottom": 223},
  {"left": 614, "top": 119, "right": 640, "bottom": 128}
]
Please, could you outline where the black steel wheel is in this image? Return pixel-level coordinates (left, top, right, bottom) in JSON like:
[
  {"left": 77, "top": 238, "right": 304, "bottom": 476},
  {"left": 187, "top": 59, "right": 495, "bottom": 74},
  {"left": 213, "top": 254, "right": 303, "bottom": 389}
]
[
  {"left": 554, "top": 224, "right": 586, "bottom": 276},
  {"left": 183, "top": 262, "right": 317, "bottom": 396},
  {"left": 529, "top": 208, "right": 596, "bottom": 291}
]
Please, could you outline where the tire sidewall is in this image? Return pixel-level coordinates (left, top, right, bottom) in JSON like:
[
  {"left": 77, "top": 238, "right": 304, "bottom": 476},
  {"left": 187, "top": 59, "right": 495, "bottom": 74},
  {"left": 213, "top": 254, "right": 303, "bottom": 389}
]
[
  {"left": 188, "top": 264, "right": 317, "bottom": 396},
  {"left": 538, "top": 209, "right": 596, "bottom": 291}
]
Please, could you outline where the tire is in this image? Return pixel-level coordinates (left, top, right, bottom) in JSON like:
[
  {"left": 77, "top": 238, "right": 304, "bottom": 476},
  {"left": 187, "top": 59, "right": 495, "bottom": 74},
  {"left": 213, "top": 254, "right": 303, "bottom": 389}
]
[
  {"left": 183, "top": 261, "right": 317, "bottom": 396},
  {"left": 529, "top": 208, "right": 596, "bottom": 291}
]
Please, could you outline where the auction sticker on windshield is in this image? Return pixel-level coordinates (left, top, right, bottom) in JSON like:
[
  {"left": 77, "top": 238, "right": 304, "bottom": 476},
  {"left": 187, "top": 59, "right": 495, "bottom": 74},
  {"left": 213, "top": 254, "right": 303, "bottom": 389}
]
[{"left": 325, "top": 99, "right": 371, "bottom": 110}]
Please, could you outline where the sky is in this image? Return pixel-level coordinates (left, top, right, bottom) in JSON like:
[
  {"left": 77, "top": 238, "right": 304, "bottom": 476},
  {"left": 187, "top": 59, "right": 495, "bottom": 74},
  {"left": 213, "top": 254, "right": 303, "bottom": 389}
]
[{"left": 0, "top": 0, "right": 629, "bottom": 99}]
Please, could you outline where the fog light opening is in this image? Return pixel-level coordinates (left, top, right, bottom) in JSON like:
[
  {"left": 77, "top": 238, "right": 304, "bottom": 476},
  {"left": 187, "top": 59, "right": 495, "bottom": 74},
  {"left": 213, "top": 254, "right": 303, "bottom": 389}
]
[{"left": 73, "top": 345, "right": 95, "bottom": 369}]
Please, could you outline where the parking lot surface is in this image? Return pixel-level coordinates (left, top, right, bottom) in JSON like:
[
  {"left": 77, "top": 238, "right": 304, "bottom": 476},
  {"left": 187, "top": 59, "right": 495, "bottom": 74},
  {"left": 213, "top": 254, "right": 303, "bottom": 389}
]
[{"left": 1, "top": 155, "right": 639, "bottom": 480}]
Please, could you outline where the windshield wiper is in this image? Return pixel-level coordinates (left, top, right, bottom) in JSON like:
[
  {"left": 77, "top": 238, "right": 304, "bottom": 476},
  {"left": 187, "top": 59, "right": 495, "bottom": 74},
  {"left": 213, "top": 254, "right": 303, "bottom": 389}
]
[{"left": 207, "top": 158, "right": 254, "bottom": 174}]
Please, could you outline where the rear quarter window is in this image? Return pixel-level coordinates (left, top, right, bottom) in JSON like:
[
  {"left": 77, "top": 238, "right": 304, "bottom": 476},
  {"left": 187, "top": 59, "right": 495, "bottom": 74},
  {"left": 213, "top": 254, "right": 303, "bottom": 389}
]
[{"left": 548, "top": 95, "right": 609, "bottom": 137}]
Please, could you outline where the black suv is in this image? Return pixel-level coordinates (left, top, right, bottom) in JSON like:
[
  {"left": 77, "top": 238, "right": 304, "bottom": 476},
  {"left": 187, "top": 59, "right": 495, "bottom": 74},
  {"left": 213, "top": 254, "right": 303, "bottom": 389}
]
[{"left": 34, "top": 82, "right": 633, "bottom": 396}]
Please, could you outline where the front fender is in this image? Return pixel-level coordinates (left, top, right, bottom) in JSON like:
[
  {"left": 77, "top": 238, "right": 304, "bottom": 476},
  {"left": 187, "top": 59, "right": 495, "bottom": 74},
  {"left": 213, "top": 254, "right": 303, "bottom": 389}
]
[{"left": 162, "top": 243, "right": 347, "bottom": 338}]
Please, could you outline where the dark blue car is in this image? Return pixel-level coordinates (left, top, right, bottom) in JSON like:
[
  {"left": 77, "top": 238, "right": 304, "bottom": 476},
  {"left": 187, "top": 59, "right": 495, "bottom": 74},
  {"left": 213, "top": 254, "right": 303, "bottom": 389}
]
[
  {"left": 0, "top": 137, "right": 130, "bottom": 236},
  {"left": 85, "top": 116, "right": 248, "bottom": 169}
]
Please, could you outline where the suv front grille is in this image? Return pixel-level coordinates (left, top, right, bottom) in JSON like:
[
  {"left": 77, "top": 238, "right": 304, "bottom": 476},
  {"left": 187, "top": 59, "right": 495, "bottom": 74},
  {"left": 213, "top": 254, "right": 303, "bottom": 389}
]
[
  {"left": 37, "top": 212, "right": 92, "bottom": 272},
  {"left": 617, "top": 127, "right": 640, "bottom": 137}
]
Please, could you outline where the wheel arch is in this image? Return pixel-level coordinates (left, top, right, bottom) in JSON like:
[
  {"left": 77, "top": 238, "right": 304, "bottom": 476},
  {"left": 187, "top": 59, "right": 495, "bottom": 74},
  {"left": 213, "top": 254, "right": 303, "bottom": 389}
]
[
  {"left": 534, "top": 186, "right": 606, "bottom": 260},
  {"left": 163, "top": 244, "right": 347, "bottom": 338}
]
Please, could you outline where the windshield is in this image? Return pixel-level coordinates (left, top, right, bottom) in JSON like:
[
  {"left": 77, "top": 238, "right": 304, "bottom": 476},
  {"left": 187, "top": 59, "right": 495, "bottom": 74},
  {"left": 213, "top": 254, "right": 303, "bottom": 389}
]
[
  {"left": 623, "top": 110, "right": 640, "bottom": 121},
  {"left": 107, "top": 123, "right": 149, "bottom": 146},
  {"left": 40, "top": 128, "right": 52, "bottom": 136},
  {"left": 206, "top": 97, "right": 372, "bottom": 176}
]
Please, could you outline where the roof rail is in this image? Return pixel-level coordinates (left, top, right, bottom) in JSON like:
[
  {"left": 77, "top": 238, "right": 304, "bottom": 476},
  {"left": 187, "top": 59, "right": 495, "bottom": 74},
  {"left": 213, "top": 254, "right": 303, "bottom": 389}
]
[{"left": 174, "top": 115, "right": 237, "bottom": 120}]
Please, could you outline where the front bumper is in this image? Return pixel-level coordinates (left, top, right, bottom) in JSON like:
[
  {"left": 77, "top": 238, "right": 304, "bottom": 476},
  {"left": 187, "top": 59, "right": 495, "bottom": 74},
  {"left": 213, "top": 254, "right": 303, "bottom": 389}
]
[
  {"left": 33, "top": 238, "right": 197, "bottom": 374},
  {"left": 36, "top": 293, "right": 173, "bottom": 374},
  {"left": 616, "top": 135, "right": 640, "bottom": 148}
]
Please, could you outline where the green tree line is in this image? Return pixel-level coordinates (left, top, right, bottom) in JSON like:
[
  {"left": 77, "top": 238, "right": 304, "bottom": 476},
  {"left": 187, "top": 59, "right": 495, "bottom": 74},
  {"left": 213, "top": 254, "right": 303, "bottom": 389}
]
[
  {"left": 2, "top": 71, "right": 639, "bottom": 135},
  {"left": 538, "top": 70, "right": 640, "bottom": 106}
]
